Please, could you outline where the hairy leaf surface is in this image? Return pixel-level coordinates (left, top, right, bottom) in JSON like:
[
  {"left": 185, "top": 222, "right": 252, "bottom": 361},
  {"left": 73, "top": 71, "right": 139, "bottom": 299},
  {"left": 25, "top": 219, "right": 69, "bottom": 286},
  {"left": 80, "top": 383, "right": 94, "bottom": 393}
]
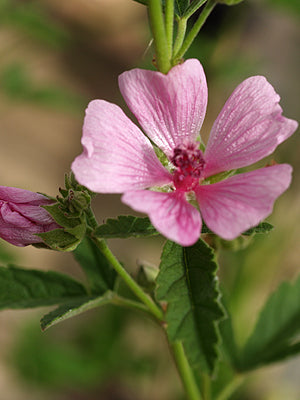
[
  {"left": 156, "top": 239, "right": 224, "bottom": 373},
  {"left": 0, "top": 265, "right": 87, "bottom": 309}
]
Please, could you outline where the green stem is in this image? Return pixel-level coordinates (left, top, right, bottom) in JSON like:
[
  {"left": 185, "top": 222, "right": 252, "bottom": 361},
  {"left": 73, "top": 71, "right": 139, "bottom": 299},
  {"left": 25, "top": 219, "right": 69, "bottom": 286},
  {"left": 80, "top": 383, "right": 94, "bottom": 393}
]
[
  {"left": 111, "top": 293, "right": 149, "bottom": 314},
  {"left": 173, "top": 0, "right": 217, "bottom": 62},
  {"left": 171, "top": 341, "right": 203, "bottom": 400},
  {"left": 93, "top": 237, "right": 164, "bottom": 321},
  {"left": 201, "top": 374, "right": 211, "bottom": 400},
  {"left": 172, "top": 17, "right": 187, "bottom": 59},
  {"left": 215, "top": 375, "right": 245, "bottom": 400},
  {"left": 165, "top": 0, "right": 174, "bottom": 60},
  {"left": 148, "top": 0, "right": 171, "bottom": 73}
]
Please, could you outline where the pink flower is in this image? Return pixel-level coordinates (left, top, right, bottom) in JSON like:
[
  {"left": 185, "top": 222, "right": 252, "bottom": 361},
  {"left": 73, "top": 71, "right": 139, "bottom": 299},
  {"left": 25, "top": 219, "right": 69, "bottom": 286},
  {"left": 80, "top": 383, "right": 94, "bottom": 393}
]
[
  {"left": 0, "top": 186, "right": 59, "bottom": 246},
  {"left": 72, "top": 59, "right": 297, "bottom": 246}
]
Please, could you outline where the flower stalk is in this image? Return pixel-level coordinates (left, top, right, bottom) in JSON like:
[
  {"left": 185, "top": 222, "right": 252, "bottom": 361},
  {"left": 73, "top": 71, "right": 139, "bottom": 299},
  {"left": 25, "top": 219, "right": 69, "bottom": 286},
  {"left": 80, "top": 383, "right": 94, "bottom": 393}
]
[
  {"left": 148, "top": 0, "right": 171, "bottom": 73},
  {"left": 171, "top": 341, "right": 203, "bottom": 400}
]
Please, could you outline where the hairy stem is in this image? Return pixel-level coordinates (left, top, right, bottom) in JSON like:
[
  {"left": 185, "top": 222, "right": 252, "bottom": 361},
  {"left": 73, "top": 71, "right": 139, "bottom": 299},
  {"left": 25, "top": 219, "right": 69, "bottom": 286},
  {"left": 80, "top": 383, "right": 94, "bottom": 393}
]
[
  {"left": 165, "top": 0, "right": 174, "bottom": 60},
  {"left": 171, "top": 341, "right": 203, "bottom": 400},
  {"left": 148, "top": 0, "right": 171, "bottom": 73},
  {"left": 172, "top": 17, "right": 187, "bottom": 59}
]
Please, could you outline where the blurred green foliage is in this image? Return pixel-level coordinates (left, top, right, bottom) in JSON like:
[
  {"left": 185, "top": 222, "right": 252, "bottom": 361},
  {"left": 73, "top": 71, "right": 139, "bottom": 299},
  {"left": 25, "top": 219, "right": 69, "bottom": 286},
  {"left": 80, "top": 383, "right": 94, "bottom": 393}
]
[
  {"left": 0, "top": 63, "right": 86, "bottom": 112},
  {"left": 0, "top": 0, "right": 70, "bottom": 49},
  {"left": 12, "top": 307, "right": 158, "bottom": 391}
]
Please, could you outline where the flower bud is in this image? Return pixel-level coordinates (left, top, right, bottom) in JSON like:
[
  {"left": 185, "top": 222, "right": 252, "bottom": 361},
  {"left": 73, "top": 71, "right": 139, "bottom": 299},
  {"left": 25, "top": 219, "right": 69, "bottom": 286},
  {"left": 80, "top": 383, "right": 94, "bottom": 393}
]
[{"left": 0, "top": 186, "right": 59, "bottom": 247}]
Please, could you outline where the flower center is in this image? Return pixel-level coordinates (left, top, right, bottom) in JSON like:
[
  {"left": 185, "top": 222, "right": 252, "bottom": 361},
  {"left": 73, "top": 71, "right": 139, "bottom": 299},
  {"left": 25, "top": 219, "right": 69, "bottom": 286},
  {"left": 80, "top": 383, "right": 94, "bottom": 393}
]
[{"left": 171, "top": 143, "right": 206, "bottom": 191}]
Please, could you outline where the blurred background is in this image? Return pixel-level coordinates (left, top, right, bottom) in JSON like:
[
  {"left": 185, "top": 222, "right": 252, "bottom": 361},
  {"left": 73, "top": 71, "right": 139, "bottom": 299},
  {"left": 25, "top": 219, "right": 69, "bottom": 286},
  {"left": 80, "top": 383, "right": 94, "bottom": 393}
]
[{"left": 0, "top": 0, "right": 299, "bottom": 399}]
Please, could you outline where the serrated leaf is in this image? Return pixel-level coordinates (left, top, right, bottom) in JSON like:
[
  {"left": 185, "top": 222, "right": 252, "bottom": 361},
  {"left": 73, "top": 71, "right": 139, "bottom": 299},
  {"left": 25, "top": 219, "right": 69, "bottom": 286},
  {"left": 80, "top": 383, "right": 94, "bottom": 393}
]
[
  {"left": 242, "top": 222, "right": 273, "bottom": 236},
  {"left": 0, "top": 265, "right": 88, "bottom": 310},
  {"left": 156, "top": 239, "right": 224, "bottom": 374},
  {"left": 240, "top": 275, "right": 300, "bottom": 371},
  {"left": 94, "top": 216, "right": 159, "bottom": 238},
  {"left": 40, "top": 292, "right": 113, "bottom": 331},
  {"left": 73, "top": 237, "right": 116, "bottom": 295}
]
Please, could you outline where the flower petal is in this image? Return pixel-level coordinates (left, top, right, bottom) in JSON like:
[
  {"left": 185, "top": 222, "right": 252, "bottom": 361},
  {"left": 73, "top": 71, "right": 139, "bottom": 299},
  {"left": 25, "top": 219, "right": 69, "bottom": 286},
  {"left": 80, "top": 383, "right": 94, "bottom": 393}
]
[
  {"left": 122, "top": 190, "right": 201, "bottom": 246},
  {"left": 196, "top": 164, "right": 292, "bottom": 240},
  {"left": 72, "top": 100, "right": 172, "bottom": 193},
  {"left": 0, "top": 186, "right": 51, "bottom": 205},
  {"left": 204, "top": 76, "right": 298, "bottom": 177},
  {"left": 119, "top": 59, "right": 208, "bottom": 157}
]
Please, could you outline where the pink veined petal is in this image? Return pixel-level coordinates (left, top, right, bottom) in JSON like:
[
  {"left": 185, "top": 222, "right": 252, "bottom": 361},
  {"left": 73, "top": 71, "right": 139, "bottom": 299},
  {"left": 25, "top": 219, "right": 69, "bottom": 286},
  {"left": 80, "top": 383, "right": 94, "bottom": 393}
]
[
  {"left": 0, "top": 203, "right": 33, "bottom": 228},
  {"left": 71, "top": 100, "right": 172, "bottom": 193},
  {"left": 122, "top": 190, "right": 202, "bottom": 246},
  {"left": 0, "top": 224, "right": 46, "bottom": 246},
  {"left": 204, "top": 76, "right": 298, "bottom": 177},
  {"left": 11, "top": 204, "right": 55, "bottom": 225},
  {"left": 0, "top": 186, "right": 51, "bottom": 205},
  {"left": 119, "top": 59, "right": 208, "bottom": 157},
  {"left": 196, "top": 164, "right": 292, "bottom": 240}
]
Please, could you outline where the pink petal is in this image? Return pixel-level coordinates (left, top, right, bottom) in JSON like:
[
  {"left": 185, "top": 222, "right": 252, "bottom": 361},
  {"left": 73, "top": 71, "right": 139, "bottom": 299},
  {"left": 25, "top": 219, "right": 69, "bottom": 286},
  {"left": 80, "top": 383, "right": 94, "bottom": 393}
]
[
  {"left": 204, "top": 76, "right": 298, "bottom": 177},
  {"left": 72, "top": 100, "right": 172, "bottom": 193},
  {"left": 119, "top": 59, "right": 207, "bottom": 157},
  {"left": 196, "top": 164, "right": 292, "bottom": 240},
  {"left": 0, "top": 186, "right": 51, "bottom": 205},
  {"left": 122, "top": 190, "right": 201, "bottom": 246}
]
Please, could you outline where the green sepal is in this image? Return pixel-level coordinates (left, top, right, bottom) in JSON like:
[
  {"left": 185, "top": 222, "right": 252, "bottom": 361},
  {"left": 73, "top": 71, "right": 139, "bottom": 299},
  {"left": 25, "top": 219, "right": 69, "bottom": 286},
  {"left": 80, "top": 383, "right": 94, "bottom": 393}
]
[
  {"left": 240, "top": 275, "right": 300, "bottom": 371},
  {"left": 37, "top": 202, "right": 86, "bottom": 251},
  {"left": 73, "top": 237, "right": 117, "bottom": 295},
  {"left": 37, "top": 226, "right": 85, "bottom": 252},
  {"left": 156, "top": 239, "right": 225, "bottom": 374},
  {"left": 0, "top": 265, "right": 88, "bottom": 310},
  {"left": 204, "top": 169, "right": 236, "bottom": 184},
  {"left": 40, "top": 293, "right": 113, "bottom": 331},
  {"left": 43, "top": 203, "right": 83, "bottom": 229}
]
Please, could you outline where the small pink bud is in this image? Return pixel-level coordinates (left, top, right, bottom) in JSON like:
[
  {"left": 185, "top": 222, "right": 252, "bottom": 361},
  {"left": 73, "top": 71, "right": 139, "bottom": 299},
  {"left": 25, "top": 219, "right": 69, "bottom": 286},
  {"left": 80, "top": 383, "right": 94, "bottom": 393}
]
[{"left": 0, "top": 186, "right": 59, "bottom": 247}]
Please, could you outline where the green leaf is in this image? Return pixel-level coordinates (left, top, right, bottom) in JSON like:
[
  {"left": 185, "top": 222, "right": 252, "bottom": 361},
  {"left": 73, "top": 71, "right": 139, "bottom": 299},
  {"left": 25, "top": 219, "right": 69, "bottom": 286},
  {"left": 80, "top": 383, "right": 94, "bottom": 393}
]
[
  {"left": 174, "top": 0, "right": 191, "bottom": 16},
  {"left": 156, "top": 239, "right": 224, "bottom": 374},
  {"left": 94, "top": 216, "right": 159, "bottom": 239},
  {"left": 242, "top": 222, "right": 274, "bottom": 236},
  {"left": 94, "top": 216, "right": 273, "bottom": 241},
  {"left": 218, "top": 0, "right": 244, "bottom": 5},
  {"left": 0, "top": 265, "right": 88, "bottom": 310},
  {"left": 73, "top": 237, "right": 116, "bottom": 295},
  {"left": 40, "top": 293, "right": 113, "bottom": 331},
  {"left": 240, "top": 275, "right": 300, "bottom": 371},
  {"left": 132, "top": 0, "right": 191, "bottom": 17}
]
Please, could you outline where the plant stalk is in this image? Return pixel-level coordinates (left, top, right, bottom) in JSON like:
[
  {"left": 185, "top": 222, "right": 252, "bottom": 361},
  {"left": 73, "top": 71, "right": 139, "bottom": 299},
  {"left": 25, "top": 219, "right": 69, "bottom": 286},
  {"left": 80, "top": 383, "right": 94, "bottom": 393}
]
[
  {"left": 148, "top": 0, "right": 171, "bottom": 73},
  {"left": 171, "top": 341, "right": 203, "bottom": 400}
]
